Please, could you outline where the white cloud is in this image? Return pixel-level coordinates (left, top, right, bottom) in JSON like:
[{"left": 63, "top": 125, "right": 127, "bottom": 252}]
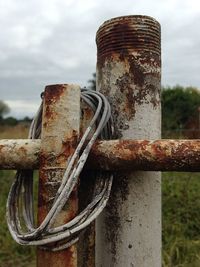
[{"left": 5, "top": 99, "right": 40, "bottom": 118}]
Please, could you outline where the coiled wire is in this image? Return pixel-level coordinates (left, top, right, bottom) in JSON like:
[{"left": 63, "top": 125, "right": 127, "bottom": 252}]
[{"left": 6, "top": 88, "right": 114, "bottom": 251}]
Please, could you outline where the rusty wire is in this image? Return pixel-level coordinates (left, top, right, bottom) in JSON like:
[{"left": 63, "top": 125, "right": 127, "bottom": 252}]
[{"left": 6, "top": 88, "right": 114, "bottom": 251}]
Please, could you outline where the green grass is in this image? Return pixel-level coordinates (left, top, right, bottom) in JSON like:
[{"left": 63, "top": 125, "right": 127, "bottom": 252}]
[
  {"left": 0, "top": 170, "right": 36, "bottom": 267},
  {"left": 162, "top": 172, "right": 200, "bottom": 267}
]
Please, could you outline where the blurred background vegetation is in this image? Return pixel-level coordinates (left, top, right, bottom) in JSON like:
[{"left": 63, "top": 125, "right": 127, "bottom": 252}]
[{"left": 1, "top": 83, "right": 200, "bottom": 266}]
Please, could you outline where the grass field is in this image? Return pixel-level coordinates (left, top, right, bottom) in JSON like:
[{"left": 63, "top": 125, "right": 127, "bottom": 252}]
[
  {"left": 162, "top": 172, "right": 200, "bottom": 267},
  {"left": 0, "top": 170, "right": 36, "bottom": 267},
  {"left": 0, "top": 124, "right": 29, "bottom": 139},
  {"left": 0, "top": 124, "right": 200, "bottom": 266}
]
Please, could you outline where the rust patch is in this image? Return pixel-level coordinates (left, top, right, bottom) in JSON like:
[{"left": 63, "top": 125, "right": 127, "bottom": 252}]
[
  {"left": 45, "top": 84, "right": 66, "bottom": 104},
  {"left": 44, "top": 105, "right": 56, "bottom": 122},
  {"left": 0, "top": 145, "right": 4, "bottom": 153},
  {"left": 96, "top": 15, "right": 160, "bottom": 66},
  {"left": 37, "top": 246, "right": 77, "bottom": 267},
  {"left": 18, "top": 146, "right": 27, "bottom": 156},
  {"left": 61, "top": 131, "right": 79, "bottom": 156},
  {"left": 151, "top": 141, "right": 167, "bottom": 161},
  {"left": 43, "top": 84, "right": 67, "bottom": 122}
]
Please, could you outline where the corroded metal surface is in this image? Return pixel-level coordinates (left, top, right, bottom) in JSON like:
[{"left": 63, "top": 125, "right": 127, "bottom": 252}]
[
  {"left": 96, "top": 15, "right": 161, "bottom": 267},
  {"left": 1, "top": 139, "right": 200, "bottom": 172},
  {"left": 90, "top": 139, "right": 200, "bottom": 171},
  {"left": 37, "top": 84, "right": 80, "bottom": 267},
  {"left": 0, "top": 139, "right": 40, "bottom": 169}
]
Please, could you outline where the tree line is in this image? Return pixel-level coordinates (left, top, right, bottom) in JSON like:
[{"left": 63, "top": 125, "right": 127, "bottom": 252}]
[
  {"left": 0, "top": 100, "right": 31, "bottom": 126},
  {"left": 161, "top": 86, "right": 200, "bottom": 138}
]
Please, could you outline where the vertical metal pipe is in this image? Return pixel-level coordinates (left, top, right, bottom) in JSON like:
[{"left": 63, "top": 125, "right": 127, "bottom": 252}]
[
  {"left": 37, "top": 84, "right": 80, "bottom": 267},
  {"left": 96, "top": 15, "right": 161, "bottom": 266}
]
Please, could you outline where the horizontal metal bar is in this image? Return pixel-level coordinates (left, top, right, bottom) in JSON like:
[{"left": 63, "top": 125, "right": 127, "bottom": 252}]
[
  {"left": 0, "top": 139, "right": 40, "bottom": 169},
  {"left": 0, "top": 139, "right": 200, "bottom": 171},
  {"left": 90, "top": 139, "right": 200, "bottom": 171}
]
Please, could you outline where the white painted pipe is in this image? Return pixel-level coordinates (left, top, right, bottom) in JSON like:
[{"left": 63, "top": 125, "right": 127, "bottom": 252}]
[{"left": 96, "top": 15, "right": 161, "bottom": 267}]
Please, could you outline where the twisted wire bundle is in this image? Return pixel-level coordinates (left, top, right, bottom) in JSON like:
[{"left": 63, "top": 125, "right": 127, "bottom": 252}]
[{"left": 6, "top": 88, "right": 114, "bottom": 251}]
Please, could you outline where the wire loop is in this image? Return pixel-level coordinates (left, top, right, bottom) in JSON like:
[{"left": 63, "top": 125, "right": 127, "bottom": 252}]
[{"left": 6, "top": 88, "right": 114, "bottom": 251}]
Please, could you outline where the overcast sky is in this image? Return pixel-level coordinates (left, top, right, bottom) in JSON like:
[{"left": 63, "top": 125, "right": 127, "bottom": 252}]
[{"left": 0, "top": 0, "right": 200, "bottom": 118}]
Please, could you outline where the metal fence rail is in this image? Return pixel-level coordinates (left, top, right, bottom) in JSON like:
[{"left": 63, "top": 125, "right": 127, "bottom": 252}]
[{"left": 0, "top": 139, "right": 200, "bottom": 171}]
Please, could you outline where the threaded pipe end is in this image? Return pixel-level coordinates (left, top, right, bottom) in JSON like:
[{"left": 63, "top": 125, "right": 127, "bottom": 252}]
[{"left": 96, "top": 15, "right": 161, "bottom": 59}]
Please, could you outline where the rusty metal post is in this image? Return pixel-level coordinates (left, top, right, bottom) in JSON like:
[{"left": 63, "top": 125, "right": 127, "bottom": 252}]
[
  {"left": 37, "top": 84, "right": 80, "bottom": 267},
  {"left": 96, "top": 15, "right": 161, "bottom": 266}
]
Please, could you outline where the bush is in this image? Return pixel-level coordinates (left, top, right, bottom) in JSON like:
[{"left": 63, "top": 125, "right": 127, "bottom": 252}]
[{"left": 2, "top": 117, "right": 18, "bottom": 126}]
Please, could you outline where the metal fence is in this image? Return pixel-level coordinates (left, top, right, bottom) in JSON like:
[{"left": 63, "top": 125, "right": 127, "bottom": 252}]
[{"left": 0, "top": 15, "right": 199, "bottom": 267}]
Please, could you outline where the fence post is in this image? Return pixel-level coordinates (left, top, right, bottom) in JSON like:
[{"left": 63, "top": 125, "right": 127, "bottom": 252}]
[
  {"left": 96, "top": 16, "right": 161, "bottom": 266},
  {"left": 37, "top": 84, "right": 80, "bottom": 267}
]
